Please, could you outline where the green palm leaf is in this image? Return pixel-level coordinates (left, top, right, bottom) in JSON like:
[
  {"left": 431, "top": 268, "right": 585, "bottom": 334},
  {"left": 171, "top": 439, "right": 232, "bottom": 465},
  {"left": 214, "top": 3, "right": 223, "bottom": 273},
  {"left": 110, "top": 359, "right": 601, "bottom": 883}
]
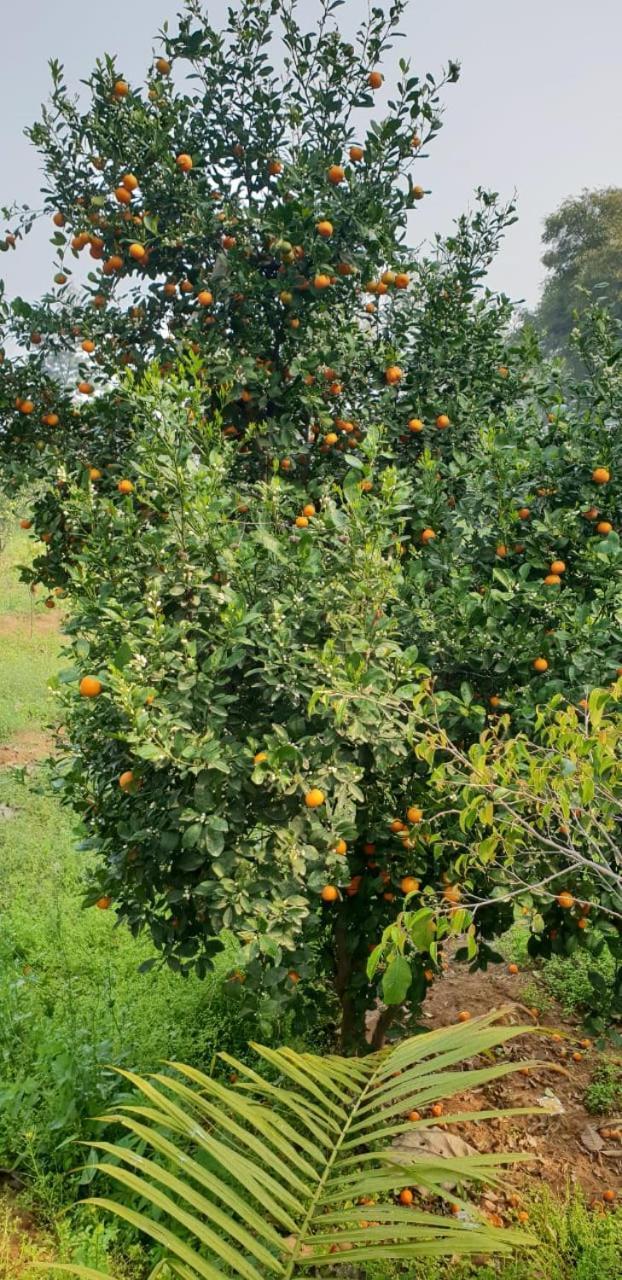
[{"left": 48, "top": 1011, "right": 543, "bottom": 1279}]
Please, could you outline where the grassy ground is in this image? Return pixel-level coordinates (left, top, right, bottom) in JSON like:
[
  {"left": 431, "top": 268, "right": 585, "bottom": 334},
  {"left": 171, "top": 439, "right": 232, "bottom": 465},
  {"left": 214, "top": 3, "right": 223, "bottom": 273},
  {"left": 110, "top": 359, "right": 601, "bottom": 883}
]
[
  {"left": 0, "top": 532, "right": 60, "bottom": 742},
  {"left": 0, "top": 530, "right": 620, "bottom": 1278}
]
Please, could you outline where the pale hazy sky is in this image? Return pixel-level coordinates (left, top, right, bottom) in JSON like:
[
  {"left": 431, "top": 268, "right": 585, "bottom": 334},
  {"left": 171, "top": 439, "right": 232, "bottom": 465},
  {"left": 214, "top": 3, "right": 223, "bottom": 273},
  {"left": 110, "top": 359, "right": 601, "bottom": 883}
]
[{"left": 1, "top": 0, "right": 621, "bottom": 307}]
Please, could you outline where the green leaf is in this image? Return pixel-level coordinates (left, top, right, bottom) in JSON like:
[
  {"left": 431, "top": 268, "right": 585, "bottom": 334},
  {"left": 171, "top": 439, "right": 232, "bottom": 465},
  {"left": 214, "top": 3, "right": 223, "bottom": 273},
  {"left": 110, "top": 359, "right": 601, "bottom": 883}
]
[{"left": 382, "top": 956, "right": 412, "bottom": 1004}]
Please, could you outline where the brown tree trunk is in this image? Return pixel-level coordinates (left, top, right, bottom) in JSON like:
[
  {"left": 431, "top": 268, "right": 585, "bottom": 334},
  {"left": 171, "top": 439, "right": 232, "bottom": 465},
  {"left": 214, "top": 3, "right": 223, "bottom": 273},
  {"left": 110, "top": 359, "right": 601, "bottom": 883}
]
[{"left": 334, "top": 913, "right": 365, "bottom": 1053}]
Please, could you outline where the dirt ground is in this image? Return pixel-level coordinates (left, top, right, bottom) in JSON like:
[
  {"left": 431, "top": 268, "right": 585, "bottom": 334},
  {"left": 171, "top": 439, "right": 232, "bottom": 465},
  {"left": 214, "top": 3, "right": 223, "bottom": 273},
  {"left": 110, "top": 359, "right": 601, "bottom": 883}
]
[
  {"left": 417, "top": 961, "right": 622, "bottom": 1205},
  {"left": 0, "top": 728, "right": 56, "bottom": 769}
]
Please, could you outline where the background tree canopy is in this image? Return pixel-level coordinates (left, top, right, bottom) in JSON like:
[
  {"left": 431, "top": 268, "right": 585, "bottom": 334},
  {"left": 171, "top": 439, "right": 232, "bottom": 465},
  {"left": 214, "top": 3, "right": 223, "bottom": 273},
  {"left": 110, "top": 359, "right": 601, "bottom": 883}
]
[{"left": 531, "top": 187, "right": 622, "bottom": 355}]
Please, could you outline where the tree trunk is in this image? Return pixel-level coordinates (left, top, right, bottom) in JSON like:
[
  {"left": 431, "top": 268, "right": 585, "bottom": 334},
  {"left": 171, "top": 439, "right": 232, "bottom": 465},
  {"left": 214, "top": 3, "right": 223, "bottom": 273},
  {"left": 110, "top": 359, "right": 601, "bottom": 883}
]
[{"left": 334, "top": 914, "right": 365, "bottom": 1053}]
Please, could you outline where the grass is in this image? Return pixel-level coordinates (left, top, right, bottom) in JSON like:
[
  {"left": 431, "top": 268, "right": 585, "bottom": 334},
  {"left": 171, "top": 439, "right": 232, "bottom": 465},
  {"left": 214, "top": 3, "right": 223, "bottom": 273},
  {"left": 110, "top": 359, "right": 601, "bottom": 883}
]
[
  {"left": 502, "top": 923, "right": 618, "bottom": 1029},
  {"left": 0, "top": 531, "right": 61, "bottom": 741}
]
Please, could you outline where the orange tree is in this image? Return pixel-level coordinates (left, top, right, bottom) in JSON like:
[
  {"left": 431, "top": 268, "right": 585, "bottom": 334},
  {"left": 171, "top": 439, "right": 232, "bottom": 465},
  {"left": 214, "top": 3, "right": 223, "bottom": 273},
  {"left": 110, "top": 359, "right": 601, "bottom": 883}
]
[{"left": 1, "top": 0, "right": 622, "bottom": 1045}]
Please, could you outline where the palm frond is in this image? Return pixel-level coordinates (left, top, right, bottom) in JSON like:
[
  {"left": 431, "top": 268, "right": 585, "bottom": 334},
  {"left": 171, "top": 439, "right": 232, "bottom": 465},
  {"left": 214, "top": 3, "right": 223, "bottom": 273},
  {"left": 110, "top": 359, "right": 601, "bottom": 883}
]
[{"left": 48, "top": 1010, "right": 542, "bottom": 1279}]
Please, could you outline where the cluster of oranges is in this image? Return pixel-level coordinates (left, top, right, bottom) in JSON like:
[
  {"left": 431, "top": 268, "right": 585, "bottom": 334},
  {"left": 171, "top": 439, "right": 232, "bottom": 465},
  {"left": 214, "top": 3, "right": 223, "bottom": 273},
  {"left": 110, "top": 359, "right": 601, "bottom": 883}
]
[{"left": 316, "top": 805, "right": 430, "bottom": 905}]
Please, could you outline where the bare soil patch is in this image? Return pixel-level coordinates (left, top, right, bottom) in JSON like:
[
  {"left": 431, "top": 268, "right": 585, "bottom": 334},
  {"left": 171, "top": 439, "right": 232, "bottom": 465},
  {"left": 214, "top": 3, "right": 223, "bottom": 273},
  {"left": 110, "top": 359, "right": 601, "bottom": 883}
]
[
  {"left": 0, "top": 729, "right": 56, "bottom": 769},
  {"left": 419, "top": 963, "right": 622, "bottom": 1205},
  {"left": 0, "top": 608, "right": 60, "bottom": 636}
]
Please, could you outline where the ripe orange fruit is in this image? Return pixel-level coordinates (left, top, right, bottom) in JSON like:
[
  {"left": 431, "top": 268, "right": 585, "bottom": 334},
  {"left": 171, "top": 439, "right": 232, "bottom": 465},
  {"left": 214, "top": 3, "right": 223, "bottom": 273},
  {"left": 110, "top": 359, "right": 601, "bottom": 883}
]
[
  {"left": 81, "top": 339, "right": 95, "bottom": 353},
  {"left": 557, "top": 891, "right": 574, "bottom": 909},
  {"left": 113, "top": 80, "right": 129, "bottom": 97},
  {"left": 457, "top": 1011, "right": 471, "bottom": 1022},
  {"left": 394, "top": 273, "right": 410, "bottom": 289},
  {"left": 295, "top": 515, "right": 309, "bottom": 528},
  {"left": 533, "top": 657, "right": 548, "bottom": 673},
  {"left": 412, "top": 185, "right": 425, "bottom": 200},
  {"left": 96, "top": 896, "right": 112, "bottom": 910},
  {"left": 489, "top": 694, "right": 501, "bottom": 708},
  {"left": 407, "top": 417, "right": 423, "bottom": 432},
  {"left": 176, "top": 153, "right": 193, "bottom": 172},
  {"left": 117, "top": 479, "right": 134, "bottom": 495},
  {"left": 122, "top": 172, "right": 139, "bottom": 192},
  {"left": 119, "top": 770, "right": 136, "bottom": 791},
  {"left": 550, "top": 560, "right": 566, "bottom": 574},
  {"left": 222, "top": 234, "right": 236, "bottom": 249},
  {"left": 496, "top": 544, "right": 507, "bottom": 557},
  {"left": 45, "top": 412, "right": 59, "bottom": 427},
  {"left": 19, "top": 400, "right": 34, "bottom": 414},
  {"left": 78, "top": 381, "right": 93, "bottom": 395},
  {"left": 517, "top": 507, "right": 530, "bottom": 519},
  {"left": 316, "top": 220, "right": 334, "bottom": 238},
  {"left": 349, "top": 145, "right": 364, "bottom": 162},
  {"left": 436, "top": 413, "right": 450, "bottom": 429},
  {"left": 268, "top": 159, "right": 283, "bottom": 175},
  {"left": 398, "top": 1188, "right": 413, "bottom": 1206},
  {"left": 287, "top": 970, "right": 300, "bottom": 984},
  {"left": 19, "top": 518, "right": 33, "bottom": 530},
  {"left": 390, "top": 819, "right": 406, "bottom": 833},
  {"left": 421, "top": 528, "right": 436, "bottom": 544},
  {"left": 155, "top": 57, "right": 171, "bottom": 75},
  {"left": 327, "top": 164, "right": 345, "bottom": 185},
  {"left": 577, "top": 917, "right": 588, "bottom": 929},
  {"left": 368, "top": 71, "right": 383, "bottom": 89},
  {"left": 79, "top": 676, "right": 103, "bottom": 698},
  {"left": 400, "top": 877, "right": 420, "bottom": 894},
  {"left": 302, "top": 503, "right": 316, "bottom": 518},
  {"left": 52, "top": 211, "right": 66, "bottom": 227},
  {"left": 334, "top": 838, "right": 347, "bottom": 855},
  {"left": 321, "top": 884, "right": 339, "bottom": 903},
  {"left": 197, "top": 290, "right": 214, "bottom": 306},
  {"left": 603, "top": 1189, "right": 616, "bottom": 1203},
  {"left": 443, "top": 885, "right": 461, "bottom": 904},
  {"left": 253, "top": 751, "right": 268, "bottom": 765},
  {"left": 89, "top": 468, "right": 102, "bottom": 481},
  {"left": 129, "top": 242, "right": 146, "bottom": 261},
  {"left": 406, "top": 806, "right": 423, "bottom": 824},
  {"left": 430, "top": 1103, "right": 444, "bottom": 1117},
  {"left": 597, "top": 521, "right": 613, "bottom": 534},
  {"left": 313, "top": 273, "right": 331, "bottom": 290},
  {"left": 517, "top": 1211, "right": 529, "bottom": 1224},
  {"left": 592, "top": 467, "right": 610, "bottom": 484},
  {"left": 508, "top": 963, "right": 519, "bottom": 975},
  {"left": 305, "top": 788, "right": 325, "bottom": 808},
  {"left": 498, "top": 365, "right": 510, "bottom": 378},
  {"left": 408, "top": 1109, "right": 421, "bottom": 1122},
  {"left": 544, "top": 573, "right": 561, "bottom": 586},
  {"left": 114, "top": 186, "right": 132, "bottom": 204},
  {"left": 324, "top": 432, "right": 338, "bottom": 446},
  {"left": 385, "top": 365, "right": 403, "bottom": 385}
]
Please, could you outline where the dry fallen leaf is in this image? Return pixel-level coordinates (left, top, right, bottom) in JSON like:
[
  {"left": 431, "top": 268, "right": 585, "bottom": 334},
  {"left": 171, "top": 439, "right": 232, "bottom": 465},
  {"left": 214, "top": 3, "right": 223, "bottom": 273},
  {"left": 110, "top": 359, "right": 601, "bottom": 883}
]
[{"left": 579, "top": 1125, "right": 605, "bottom": 1155}]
